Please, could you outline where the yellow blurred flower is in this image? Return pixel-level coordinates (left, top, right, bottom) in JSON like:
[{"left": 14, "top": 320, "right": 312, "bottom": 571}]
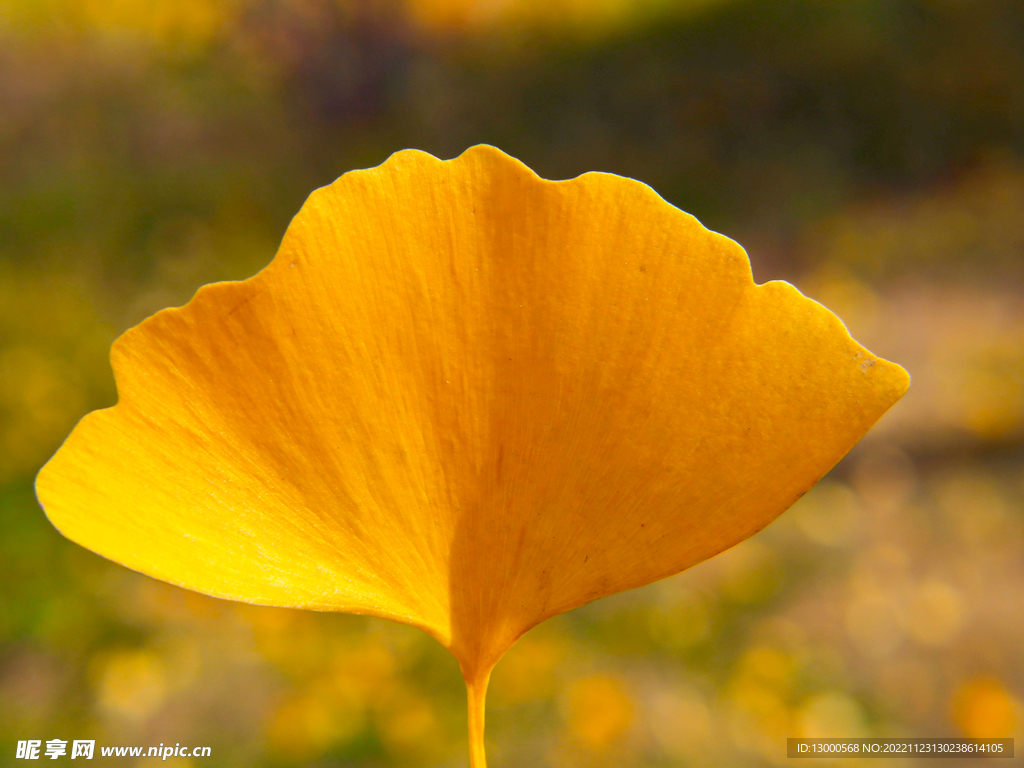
[
  {"left": 563, "top": 675, "right": 634, "bottom": 749},
  {"left": 1, "top": 0, "right": 238, "bottom": 48},
  {"left": 267, "top": 686, "right": 365, "bottom": 759},
  {"left": 80, "top": 0, "right": 236, "bottom": 47},
  {"left": 796, "top": 690, "right": 868, "bottom": 739},
  {"left": 376, "top": 685, "right": 443, "bottom": 758},
  {"left": 93, "top": 648, "right": 168, "bottom": 722},
  {"left": 952, "top": 676, "right": 1019, "bottom": 738},
  {"left": 906, "top": 578, "right": 965, "bottom": 648},
  {"left": 950, "top": 337, "right": 1024, "bottom": 440}
]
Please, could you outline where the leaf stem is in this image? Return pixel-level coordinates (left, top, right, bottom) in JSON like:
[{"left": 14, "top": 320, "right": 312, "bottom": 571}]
[{"left": 465, "top": 668, "right": 492, "bottom": 768}]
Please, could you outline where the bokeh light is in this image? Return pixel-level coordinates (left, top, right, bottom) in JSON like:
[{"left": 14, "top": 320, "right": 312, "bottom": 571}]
[{"left": 3, "top": 0, "right": 1023, "bottom": 765}]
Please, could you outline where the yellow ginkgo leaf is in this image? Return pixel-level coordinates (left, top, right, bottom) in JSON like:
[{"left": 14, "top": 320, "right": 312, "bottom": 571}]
[{"left": 36, "top": 145, "right": 908, "bottom": 767}]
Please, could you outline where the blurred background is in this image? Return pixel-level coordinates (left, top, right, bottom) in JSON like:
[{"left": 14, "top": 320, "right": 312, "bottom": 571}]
[{"left": 2, "top": 0, "right": 1023, "bottom": 765}]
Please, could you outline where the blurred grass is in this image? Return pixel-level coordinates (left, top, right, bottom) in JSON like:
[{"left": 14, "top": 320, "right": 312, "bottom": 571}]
[{"left": 2, "top": 0, "right": 1023, "bottom": 765}]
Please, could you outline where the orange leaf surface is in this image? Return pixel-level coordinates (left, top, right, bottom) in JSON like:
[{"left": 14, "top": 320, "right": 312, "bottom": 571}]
[{"left": 36, "top": 145, "right": 909, "bottom": 766}]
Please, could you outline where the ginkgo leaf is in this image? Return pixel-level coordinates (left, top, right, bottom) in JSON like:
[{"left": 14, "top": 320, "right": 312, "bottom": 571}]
[{"left": 36, "top": 145, "right": 909, "bottom": 767}]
